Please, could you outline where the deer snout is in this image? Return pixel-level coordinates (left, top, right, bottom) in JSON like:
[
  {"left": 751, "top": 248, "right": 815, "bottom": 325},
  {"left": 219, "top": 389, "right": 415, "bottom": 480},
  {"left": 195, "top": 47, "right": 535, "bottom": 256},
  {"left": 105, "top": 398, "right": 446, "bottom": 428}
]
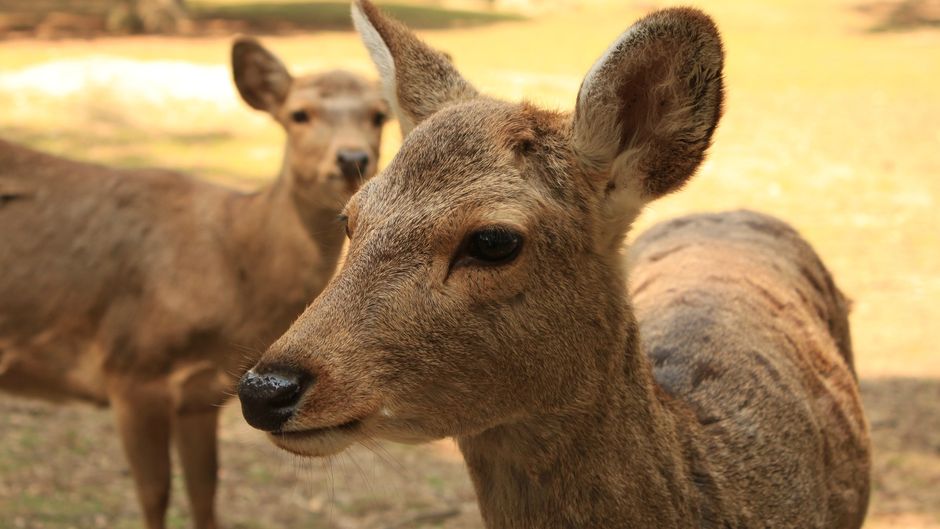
[
  {"left": 336, "top": 149, "right": 371, "bottom": 181},
  {"left": 238, "top": 368, "right": 312, "bottom": 431}
]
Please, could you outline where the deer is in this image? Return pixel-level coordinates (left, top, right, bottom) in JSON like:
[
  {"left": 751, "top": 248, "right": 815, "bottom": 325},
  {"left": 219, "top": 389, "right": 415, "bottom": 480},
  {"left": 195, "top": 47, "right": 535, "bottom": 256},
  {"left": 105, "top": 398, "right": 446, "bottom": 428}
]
[
  {"left": 0, "top": 37, "right": 388, "bottom": 529},
  {"left": 236, "top": 2, "right": 872, "bottom": 528}
]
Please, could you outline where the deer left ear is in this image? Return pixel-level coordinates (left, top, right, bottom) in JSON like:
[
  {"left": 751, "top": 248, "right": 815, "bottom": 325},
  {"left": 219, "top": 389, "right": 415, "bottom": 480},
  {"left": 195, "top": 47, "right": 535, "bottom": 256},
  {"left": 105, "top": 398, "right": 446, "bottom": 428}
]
[
  {"left": 573, "top": 8, "right": 724, "bottom": 247},
  {"left": 231, "top": 37, "right": 293, "bottom": 116},
  {"left": 352, "top": 0, "right": 478, "bottom": 137}
]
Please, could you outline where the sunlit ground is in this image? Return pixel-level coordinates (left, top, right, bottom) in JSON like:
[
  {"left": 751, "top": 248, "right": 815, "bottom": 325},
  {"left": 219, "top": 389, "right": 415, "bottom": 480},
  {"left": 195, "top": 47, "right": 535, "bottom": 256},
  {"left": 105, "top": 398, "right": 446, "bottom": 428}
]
[{"left": 0, "top": 0, "right": 937, "bottom": 527}]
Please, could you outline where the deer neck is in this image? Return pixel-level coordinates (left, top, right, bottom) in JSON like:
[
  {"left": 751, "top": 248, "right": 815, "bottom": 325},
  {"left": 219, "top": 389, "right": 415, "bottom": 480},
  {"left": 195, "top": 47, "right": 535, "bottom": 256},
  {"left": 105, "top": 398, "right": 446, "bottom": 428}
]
[
  {"left": 237, "top": 154, "right": 345, "bottom": 268},
  {"left": 223, "top": 157, "right": 347, "bottom": 343},
  {"left": 458, "top": 284, "right": 703, "bottom": 528}
]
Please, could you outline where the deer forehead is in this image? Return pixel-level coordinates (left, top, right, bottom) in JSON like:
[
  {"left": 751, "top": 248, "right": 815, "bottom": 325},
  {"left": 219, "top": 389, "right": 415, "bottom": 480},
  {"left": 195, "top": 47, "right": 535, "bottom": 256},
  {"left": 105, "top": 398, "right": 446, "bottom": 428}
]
[
  {"left": 294, "top": 70, "right": 374, "bottom": 94},
  {"left": 351, "top": 175, "right": 538, "bottom": 245},
  {"left": 287, "top": 73, "right": 382, "bottom": 112},
  {"left": 379, "top": 100, "right": 570, "bottom": 195}
]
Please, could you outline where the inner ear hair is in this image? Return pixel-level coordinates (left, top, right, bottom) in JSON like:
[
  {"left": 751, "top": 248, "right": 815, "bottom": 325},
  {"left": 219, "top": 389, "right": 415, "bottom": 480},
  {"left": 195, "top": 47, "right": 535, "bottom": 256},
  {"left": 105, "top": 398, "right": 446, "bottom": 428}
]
[
  {"left": 574, "top": 7, "right": 725, "bottom": 202},
  {"left": 616, "top": 49, "right": 708, "bottom": 197}
]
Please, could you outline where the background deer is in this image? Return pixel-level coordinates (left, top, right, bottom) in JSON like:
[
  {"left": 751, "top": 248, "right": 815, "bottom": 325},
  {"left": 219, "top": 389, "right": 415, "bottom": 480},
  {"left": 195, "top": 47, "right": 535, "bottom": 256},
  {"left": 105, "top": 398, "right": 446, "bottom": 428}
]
[
  {"left": 237, "top": 2, "right": 871, "bottom": 528},
  {"left": 0, "top": 38, "right": 387, "bottom": 529}
]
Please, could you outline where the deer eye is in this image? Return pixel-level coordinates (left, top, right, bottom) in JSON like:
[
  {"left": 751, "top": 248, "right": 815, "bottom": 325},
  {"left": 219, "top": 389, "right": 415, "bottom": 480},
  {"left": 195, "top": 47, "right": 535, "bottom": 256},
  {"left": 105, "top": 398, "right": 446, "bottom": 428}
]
[
  {"left": 463, "top": 227, "right": 523, "bottom": 266},
  {"left": 372, "top": 111, "right": 387, "bottom": 127},
  {"left": 290, "top": 110, "right": 310, "bottom": 123}
]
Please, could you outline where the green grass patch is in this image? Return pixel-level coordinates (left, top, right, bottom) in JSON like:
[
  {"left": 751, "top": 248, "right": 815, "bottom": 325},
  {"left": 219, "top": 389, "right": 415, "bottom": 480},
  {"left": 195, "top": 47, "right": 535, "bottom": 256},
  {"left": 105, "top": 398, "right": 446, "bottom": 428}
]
[
  {"left": 2, "top": 491, "right": 106, "bottom": 522},
  {"left": 189, "top": 1, "right": 523, "bottom": 31}
]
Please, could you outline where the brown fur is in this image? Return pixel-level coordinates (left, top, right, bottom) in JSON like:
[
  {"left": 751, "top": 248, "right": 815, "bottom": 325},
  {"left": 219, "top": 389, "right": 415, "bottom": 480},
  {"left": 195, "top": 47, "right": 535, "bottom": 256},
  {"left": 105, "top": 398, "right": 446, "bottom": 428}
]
[
  {"left": 0, "top": 38, "right": 387, "bottom": 529},
  {"left": 243, "top": 3, "right": 871, "bottom": 528},
  {"left": 628, "top": 210, "right": 869, "bottom": 529}
]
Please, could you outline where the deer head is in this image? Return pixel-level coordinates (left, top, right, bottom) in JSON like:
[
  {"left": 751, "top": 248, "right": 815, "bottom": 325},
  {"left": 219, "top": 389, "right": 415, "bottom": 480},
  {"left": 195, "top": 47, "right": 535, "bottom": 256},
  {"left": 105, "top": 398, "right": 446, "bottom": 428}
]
[
  {"left": 237, "top": 0, "right": 723, "bottom": 457},
  {"left": 232, "top": 37, "right": 389, "bottom": 207}
]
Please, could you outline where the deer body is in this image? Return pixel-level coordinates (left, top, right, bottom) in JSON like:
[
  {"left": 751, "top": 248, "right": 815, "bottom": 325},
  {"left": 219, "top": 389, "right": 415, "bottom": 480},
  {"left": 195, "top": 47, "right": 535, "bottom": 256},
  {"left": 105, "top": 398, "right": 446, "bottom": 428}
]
[
  {"left": 629, "top": 211, "right": 867, "bottom": 527},
  {"left": 0, "top": 38, "right": 386, "bottom": 529},
  {"left": 0, "top": 142, "right": 338, "bottom": 403},
  {"left": 238, "top": 3, "right": 871, "bottom": 528}
]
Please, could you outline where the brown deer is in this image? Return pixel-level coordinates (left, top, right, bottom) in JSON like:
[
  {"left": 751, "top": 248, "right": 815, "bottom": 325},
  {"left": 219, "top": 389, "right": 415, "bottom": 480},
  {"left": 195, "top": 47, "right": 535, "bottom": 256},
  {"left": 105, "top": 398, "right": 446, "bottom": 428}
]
[
  {"left": 0, "top": 38, "right": 387, "bottom": 529},
  {"left": 237, "top": 2, "right": 872, "bottom": 528}
]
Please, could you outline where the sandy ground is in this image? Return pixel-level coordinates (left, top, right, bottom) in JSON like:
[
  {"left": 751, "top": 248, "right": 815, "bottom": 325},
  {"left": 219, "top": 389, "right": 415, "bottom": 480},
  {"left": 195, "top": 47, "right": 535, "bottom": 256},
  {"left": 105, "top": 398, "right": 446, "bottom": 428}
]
[{"left": 0, "top": 0, "right": 938, "bottom": 527}]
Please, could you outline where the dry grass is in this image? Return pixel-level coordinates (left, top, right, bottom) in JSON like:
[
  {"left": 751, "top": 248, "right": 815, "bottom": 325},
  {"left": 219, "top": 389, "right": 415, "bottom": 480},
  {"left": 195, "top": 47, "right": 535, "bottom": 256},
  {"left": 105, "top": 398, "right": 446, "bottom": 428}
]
[{"left": 0, "top": 0, "right": 937, "bottom": 527}]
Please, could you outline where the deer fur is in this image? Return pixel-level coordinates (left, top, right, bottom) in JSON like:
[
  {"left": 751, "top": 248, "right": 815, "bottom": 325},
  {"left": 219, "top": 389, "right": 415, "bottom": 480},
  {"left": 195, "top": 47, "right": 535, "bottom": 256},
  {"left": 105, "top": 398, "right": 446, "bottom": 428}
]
[
  {"left": 0, "top": 37, "right": 387, "bottom": 529},
  {"left": 242, "top": 2, "right": 871, "bottom": 528}
]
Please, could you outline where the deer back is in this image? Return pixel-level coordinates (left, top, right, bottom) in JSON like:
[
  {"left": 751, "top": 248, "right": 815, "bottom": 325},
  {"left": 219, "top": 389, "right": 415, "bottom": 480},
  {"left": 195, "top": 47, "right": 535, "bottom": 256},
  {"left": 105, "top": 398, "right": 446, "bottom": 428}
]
[{"left": 629, "top": 210, "right": 870, "bottom": 528}]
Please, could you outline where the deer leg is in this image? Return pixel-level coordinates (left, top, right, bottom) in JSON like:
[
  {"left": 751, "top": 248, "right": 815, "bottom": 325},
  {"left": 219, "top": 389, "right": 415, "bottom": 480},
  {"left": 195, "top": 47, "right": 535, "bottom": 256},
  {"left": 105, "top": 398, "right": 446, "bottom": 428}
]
[
  {"left": 111, "top": 385, "right": 172, "bottom": 529},
  {"left": 173, "top": 407, "right": 220, "bottom": 529}
]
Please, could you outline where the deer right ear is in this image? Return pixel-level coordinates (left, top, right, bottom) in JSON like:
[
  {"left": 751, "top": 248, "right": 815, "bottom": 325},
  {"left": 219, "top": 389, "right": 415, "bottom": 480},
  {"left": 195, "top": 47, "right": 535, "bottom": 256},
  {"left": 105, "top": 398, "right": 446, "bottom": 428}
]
[
  {"left": 573, "top": 8, "right": 725, "bottom": 250},
  {"left": 351, "top": 0, "right": 478, "bottom": 137},
  {"left": 231, "top": 37, "right": 293, "bottom": 116}
]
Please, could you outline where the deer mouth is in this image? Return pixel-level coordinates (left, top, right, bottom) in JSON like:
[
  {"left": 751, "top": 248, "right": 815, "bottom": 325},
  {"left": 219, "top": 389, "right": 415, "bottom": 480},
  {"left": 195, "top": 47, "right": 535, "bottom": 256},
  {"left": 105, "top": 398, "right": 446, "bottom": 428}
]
[
  {"left": 268, "top": 417, "right": 365, "bottom": 456},
  {"left": 273, "top": 417, "right": 362, "bottom": 438}
]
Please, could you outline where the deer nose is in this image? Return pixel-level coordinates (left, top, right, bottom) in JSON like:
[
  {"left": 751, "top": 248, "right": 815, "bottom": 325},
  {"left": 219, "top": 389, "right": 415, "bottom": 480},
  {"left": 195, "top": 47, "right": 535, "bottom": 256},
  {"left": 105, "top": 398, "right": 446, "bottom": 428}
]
[
  {"left": 238, "top": 368, "right": 312, "bottom": 431},
  {"left": 336, "top": 149, "right": 370, "bottom": 180}
]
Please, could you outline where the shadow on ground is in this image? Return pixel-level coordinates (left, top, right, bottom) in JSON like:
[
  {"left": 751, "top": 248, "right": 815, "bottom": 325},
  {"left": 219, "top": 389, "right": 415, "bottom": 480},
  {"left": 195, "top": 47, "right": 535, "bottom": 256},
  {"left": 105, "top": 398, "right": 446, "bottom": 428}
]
[
  {"left": 190, "top": 2, "right": 523, "bottom": 32},
  {"left": 0, "top": 376, "right": 936, "bottom": 528},
  {"left": 854, "top": 0, "right": 940, "bottom": 32},
  {"left": 0, "top": 0, "right": 524, "bottom": 39},
  {"left": 861, "top": 377, "right": 940, "bottom": 527}
]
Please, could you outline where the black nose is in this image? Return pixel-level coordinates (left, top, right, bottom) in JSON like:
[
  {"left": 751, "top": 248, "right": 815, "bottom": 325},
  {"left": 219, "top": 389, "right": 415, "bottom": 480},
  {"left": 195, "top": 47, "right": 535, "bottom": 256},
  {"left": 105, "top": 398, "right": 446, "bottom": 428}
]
[
  {"left": 238, "top": 368, "right": 312, "bottom": 431},
  {"left": 336, "top": 149, "right": 370, "bottom": 180}
]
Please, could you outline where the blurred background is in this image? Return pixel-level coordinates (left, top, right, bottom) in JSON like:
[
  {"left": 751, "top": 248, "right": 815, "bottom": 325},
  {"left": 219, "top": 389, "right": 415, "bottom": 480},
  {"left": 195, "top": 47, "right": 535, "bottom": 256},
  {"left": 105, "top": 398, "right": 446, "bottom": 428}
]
[{"left": 0, "top": 0, "right": 937, "bottom": 527}]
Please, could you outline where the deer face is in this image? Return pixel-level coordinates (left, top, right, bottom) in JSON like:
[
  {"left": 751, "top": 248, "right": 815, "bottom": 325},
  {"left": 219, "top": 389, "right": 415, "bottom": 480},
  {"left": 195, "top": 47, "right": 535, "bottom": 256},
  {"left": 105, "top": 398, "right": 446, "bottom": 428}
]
[
  {"left": 242, "top": 101, "right": 607, "bottom": 456},
  {"left": 232, "top": 38, "right": 388, "bottom": 206},
  {"left": 237, "top": 1, "right": 723, "bottom": 457}
]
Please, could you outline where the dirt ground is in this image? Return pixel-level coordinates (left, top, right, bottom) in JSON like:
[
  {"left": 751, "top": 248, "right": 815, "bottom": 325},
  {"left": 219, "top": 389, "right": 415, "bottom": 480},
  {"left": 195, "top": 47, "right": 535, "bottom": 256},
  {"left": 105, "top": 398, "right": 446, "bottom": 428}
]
[{"left": 0, "top": 0, "right": 938, "bottom": 527}]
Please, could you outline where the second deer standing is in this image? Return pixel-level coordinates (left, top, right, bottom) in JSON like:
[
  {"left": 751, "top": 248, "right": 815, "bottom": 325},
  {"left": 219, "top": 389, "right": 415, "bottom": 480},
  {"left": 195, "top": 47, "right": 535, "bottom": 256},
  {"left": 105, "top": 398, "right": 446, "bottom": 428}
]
[{"left": 0, "top": 39, "right": 387, "bottom": 529}]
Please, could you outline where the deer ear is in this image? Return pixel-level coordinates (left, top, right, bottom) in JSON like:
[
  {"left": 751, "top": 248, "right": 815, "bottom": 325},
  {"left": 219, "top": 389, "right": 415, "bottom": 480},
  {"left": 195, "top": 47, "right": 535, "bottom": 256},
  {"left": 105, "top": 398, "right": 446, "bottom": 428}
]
[
  {"left": 231, "top": 37, "right": 293, "bottom": 116},
  {"left": 352, "top": 0, "right": 478, "bottom": 137},
  {"left": 573, "top": 8, "right": 724, "bottom": 246}
]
